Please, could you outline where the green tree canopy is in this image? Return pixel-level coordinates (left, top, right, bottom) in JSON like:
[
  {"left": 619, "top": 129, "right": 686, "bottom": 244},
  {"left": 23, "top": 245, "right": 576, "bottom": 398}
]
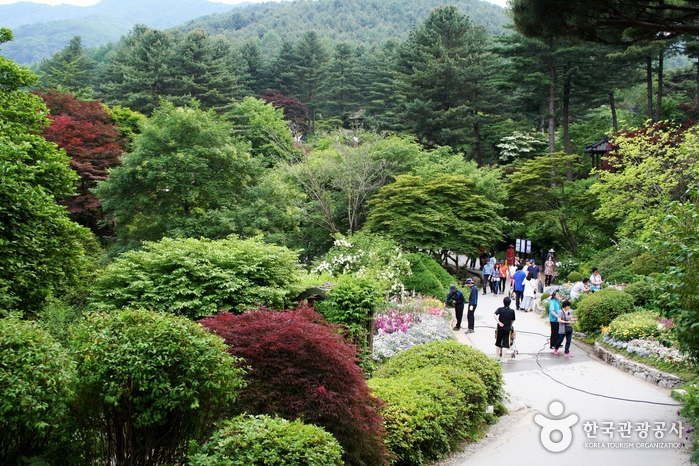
[
  {"left": 0, "top": 29, "right": 91, "bottom": 315},
  {"left": 591, "top": 123, "right": 699, "bottom": 238},
  {"left": 95, "top": 101, "right": 263, "bottom": 251},
  {"left": 365, "top": 174, "right": 503, "bottom": 256}
]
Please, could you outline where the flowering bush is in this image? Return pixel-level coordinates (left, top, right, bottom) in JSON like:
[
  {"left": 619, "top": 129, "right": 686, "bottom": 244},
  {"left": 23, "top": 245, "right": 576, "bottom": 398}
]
[
  {"left": 606, "top": 310, "right": 662, "bottom": 341},
  {"left": 373, "top": 315, "right": 454, "bottom": 361},
  {"left": 602, "top": 335, "right": 696, "bottom": 370},
  {"left": 374, "top": 309, "right": 420, "bottom": 335},
  {"left": 313, "top": 232, "right": 411, "bottom": 293}
]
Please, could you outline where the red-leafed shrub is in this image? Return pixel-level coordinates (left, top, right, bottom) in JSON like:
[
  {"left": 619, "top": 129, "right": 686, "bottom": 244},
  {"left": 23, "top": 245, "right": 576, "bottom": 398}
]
[
  {"left": 199, "top": 305, "right": 390, "bottom": 466},
  {"left": 37, "top": 92, "right": 125, "bottom": 234}
]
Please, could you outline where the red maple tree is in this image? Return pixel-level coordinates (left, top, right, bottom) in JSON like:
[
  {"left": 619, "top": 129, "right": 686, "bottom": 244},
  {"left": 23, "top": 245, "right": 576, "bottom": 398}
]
[
  {"left": 199, "top": 304, "right": 389, "bottom": 466},
  {"left": 38, "top": 92, "right": 125, "bottom": 234}
]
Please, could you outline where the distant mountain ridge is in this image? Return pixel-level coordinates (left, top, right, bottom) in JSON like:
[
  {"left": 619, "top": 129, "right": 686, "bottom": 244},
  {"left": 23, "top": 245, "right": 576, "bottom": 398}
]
[
  {"left": 0, "top": 0, "right": 509, "bottom": 66},
  {"left": 0, "top": 0, "right": 248, "bottom": 64},
  {"left": 178, "top": 0, "right": 510, "bottom": 45}
]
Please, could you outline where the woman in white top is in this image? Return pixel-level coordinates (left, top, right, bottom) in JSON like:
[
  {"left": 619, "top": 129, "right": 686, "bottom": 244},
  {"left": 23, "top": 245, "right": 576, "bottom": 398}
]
[
  {"left": 521, "top": 272, "right": 537, "bottom": 312},
  {"left": 590, "top": 267, "right": 604, "bottom": 291}
]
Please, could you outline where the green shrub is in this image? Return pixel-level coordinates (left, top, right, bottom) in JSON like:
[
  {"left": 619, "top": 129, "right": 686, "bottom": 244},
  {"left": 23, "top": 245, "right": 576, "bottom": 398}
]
[
  {"left": 567, "top": 271, "right": 583, "bottom": 283},
  {"left": 90, "top": 236, "right": 302, "bottom": 319},
  {"left": 606, "top": 270, "right": 637, "bottom": 284},
  {"left": 0, "top": 318, "right": 75, "bottom": 464},
  {"left": 315, "top": 275, "right": 383, "bottom": 353},
  {"left": 589, "top": 239, "right": 643, "bottom": 279},
  {"left": 540, "top": 292, "right": 551, "bottom": 302},
  {"left": 189, "top": 415, "right": 344, "bottom": 466},
  {"left": 622, "top": 281, "right": 655, "bottom": 307},
  {"left": 679, "top": 376, "right": 699, "bottom": 463},
  {"left": 606, "top": 310, "right": 661, "bottom": 341},
  {"left": 373, "top": 340, "right": 503, "bottom": 404},
  {"left": 576, "top": 288, "right": 635, "bottom": 334},
  {"left": 400, "top": 252, "right": 452, "bottom": 299},
  {"left": 72, "top": 310, "right": 245, "bottom": 465},
  {"left": 369, "top": 366, "right": 487, "bottom": 465}
]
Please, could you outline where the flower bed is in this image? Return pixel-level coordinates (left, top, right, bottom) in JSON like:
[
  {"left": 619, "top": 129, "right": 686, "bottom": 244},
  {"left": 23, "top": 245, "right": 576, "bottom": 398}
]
[
  {"left": 372, "top": 295, "right": 453, "bottom": 362},
  {"left": 601, "top": 335, "right": 696, "bottom": 371}
]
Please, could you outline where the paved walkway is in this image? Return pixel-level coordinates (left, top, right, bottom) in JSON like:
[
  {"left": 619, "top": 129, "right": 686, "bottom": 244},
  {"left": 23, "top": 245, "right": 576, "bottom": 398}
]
[{"left": 448, "top": 287, "right": 691, "bottom": 466}]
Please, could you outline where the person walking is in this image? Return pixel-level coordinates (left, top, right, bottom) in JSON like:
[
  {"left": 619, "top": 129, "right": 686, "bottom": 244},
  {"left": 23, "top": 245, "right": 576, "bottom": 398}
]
[
  {"left": 548, "top": 290, "right": 561, "bottom": 349},
  {"left": 544, "top": 255, "right": 556, "bottom": 287},
  {"left": 465, "top": 278, "right": 478, "bottom": 333},
  {"left": 506, "top": 244, "right": 515, "bottom": 267},
  {"left": 513, "top": 264, "right": 526, "bottom": 310},
  {"left": 445, "top": 284, "right": 465, "bottom": 330},
  {"left": 482, "top": 261, "right": 493, "bottom": 295},
  {"left": 494, "top": 296, "right": 516, "bottom": 363},
  {"left": 554, "top": 299, "right": 575, "bottom": 357},
  {"left": 490, "top": 268, "right": 500, "bottom": 295},
  {"left": 521, "top": 272, "right": 537, "bottom": 312},
  {"left": 498, "top": 261, "right": 508, "bottom": 294}
]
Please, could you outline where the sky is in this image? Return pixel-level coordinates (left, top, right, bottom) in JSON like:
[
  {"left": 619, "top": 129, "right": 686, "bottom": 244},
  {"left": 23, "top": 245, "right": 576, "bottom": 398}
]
[{"left": 0, "top": 0, "right": 509, "bottom": 7}]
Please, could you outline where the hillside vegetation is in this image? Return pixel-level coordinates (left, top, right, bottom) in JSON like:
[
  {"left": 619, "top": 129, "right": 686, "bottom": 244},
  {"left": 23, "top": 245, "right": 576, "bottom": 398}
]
[{"left": 0, "top": 0, "right": 243, "bottom": 64}]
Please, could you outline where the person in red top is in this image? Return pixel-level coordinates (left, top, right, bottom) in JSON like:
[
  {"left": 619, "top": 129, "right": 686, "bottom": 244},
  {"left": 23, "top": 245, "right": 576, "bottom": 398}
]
[{"left": 506, "top": 244, "right": 515, "bottom": 266}]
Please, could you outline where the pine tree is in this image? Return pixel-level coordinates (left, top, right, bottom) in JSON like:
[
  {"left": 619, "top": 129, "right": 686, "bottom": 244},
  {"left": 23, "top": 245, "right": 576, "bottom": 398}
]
[{"left": 37, "top": 36, "right": 95, "bottom": 96}]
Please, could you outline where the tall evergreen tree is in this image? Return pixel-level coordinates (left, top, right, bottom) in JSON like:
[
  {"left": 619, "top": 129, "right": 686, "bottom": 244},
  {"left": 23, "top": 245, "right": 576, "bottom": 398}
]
[
  {"left": 393, "top": 6, "right": 497, "bottom": 164},
  {"left": 322, "top": 42, "right": 362, "bottom": 122},
  {"left": 99, "top": 25, "right": 174, "bottom": 115},
  {"left": 37, "top": 35, "right": 95, "bottom": 96},
  {"left": 291, "top": 31, "right": 330, "bottom": 133}
]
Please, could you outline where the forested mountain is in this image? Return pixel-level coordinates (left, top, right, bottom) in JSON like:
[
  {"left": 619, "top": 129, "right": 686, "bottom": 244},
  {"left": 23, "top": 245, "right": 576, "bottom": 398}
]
[
  {"left": 179, "top": 0, "right": 509, "bottom": 47},
  {"left": 0, "top": 0, "right": 246, "bottom": 64}
]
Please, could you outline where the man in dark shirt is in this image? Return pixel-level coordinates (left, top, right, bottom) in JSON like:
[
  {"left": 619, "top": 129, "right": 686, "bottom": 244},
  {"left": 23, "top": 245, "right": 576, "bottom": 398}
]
[
  {"left": 445, "top": 284, "right": 465, "bottom": 330},
  {"left": 464, "top": 278, "right": 478, "bottom": 333},
  {"left": 494, "top": 296, "right": 516, "bottom": 362},
  {"left": 512, "top": 265, "right": 526, "bottom": 310}
]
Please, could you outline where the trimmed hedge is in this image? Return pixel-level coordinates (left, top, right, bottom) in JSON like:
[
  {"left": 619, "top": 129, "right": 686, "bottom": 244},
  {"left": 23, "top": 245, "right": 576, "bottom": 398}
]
[
  {"left": 189, "top": 415, "right": 344, "bottom": 466},
  {"left": 606, "top": 310, "right": 661, "bottom": 342},
  {"left": 0, "top": 318, "right": 75, "bottom": 464},
  {"left": 372, "top": 340, "right": 503, "bottom": 404},
  {"left": 400, "top": 252, "right": 453, "bottom": 299},
  {"left": 576, "top": 288, "right": 635, "bottom": 334},
  {"left": 369, "top": 366, "right": 487, "bottom": 466},
  {"left": 567, "top": 271, "right": 584, "bottom": 283}
]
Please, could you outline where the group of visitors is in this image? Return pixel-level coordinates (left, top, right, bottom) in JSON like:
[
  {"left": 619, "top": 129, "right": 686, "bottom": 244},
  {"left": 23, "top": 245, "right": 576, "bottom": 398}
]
[
  {"left": 445, "top": 279, "right": 479, "bottom": 333},
  {"left": 451, "top": 245, "right": 608, "bottom": 362}
]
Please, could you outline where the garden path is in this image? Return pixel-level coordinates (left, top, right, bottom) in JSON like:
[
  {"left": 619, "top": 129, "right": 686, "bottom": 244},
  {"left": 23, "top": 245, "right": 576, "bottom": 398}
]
[{"left": 445, "top": 287, "right": 691, "bottom": 466}]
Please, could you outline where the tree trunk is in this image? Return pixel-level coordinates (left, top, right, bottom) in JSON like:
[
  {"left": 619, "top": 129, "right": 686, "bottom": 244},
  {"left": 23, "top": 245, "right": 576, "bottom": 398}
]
[
  {"left": 610, "top": 92, "right": 618, "bottom": 131},
  {"left": 473, "top": 121, "right": 483, "bottom": 167},
  {"left": 563, "top": 62, "right": 571, "bottom": 156},
  {"left": 656, "top": 49, "right": 664, "bottom": 122},
  {"left": 647, "top": 56, "right": 654, "bottom": 121},
  {"left": 547, "top": 42, "right": 556, "bottom": 155}
]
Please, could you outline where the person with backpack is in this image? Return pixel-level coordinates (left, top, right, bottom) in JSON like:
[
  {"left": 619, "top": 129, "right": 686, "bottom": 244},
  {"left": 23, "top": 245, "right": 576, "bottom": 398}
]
[
  {"left": 445, "top": 284, "right": 465, "bottom": 331},
  {"left": 494, "top": 296, "right": 516, "bottom": 363}
]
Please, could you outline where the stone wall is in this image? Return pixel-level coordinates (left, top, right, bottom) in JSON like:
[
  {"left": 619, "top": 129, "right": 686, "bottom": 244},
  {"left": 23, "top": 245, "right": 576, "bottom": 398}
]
[{"left": 593, "top": 342, "right": 685, "bottom": 389}]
